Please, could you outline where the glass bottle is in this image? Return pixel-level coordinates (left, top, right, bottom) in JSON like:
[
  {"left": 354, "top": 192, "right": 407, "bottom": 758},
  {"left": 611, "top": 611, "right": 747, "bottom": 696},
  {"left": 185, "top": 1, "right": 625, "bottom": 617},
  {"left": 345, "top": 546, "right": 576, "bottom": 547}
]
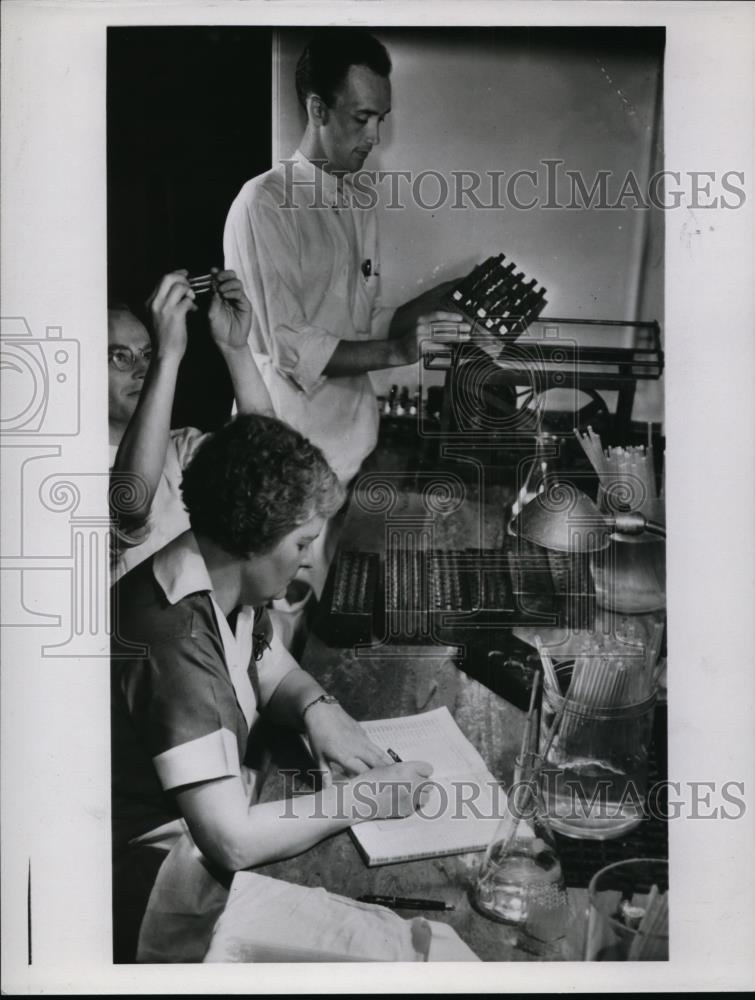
[
  {"left": 508, "top": 431, "right": 560, "bottom": 530},
  {"left": 387, "top": 383, "right": 398, "bottom": 415},
  {"left": 473, "top": 754, "right": 574, "bottom": 958}
]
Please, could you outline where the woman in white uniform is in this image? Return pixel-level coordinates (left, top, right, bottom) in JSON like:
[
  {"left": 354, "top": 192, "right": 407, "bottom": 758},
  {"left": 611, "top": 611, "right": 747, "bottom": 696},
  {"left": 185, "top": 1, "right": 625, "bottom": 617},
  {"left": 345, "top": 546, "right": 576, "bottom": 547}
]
[{"left": 111, "top": 414, "right": 433, "bottom": 961}]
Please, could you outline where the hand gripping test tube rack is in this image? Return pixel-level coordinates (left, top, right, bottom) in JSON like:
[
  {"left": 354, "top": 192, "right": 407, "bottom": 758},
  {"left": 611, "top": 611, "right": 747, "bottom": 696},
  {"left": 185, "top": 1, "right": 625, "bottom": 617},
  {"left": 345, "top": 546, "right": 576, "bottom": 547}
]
[{"left": 423, "top": 252, "right": 664, "bottom": 445}]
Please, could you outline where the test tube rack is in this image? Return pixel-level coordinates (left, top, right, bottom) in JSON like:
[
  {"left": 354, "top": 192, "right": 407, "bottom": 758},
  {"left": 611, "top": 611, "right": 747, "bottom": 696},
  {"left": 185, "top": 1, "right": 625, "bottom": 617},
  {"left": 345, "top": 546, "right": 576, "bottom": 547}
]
[{"left": 444, "top": 252, "right": 548, "bottom": 342}]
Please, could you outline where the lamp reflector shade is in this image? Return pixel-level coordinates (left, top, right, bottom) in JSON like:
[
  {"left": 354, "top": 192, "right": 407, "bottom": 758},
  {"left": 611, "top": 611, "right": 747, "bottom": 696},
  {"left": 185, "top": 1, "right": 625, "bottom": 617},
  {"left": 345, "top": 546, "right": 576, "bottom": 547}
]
[{"left": 513, "top": 484, "right": 612, "bottom": 553}]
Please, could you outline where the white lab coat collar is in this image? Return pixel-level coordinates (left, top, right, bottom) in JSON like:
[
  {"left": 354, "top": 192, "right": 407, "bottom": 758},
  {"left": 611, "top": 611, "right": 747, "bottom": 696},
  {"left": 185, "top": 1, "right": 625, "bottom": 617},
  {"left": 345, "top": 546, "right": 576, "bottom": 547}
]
[
  {"left": 153, "top": 530, "right": 257, "bottom": 728},
  {"left": 290, "top": 148, "right": 351, "bottom": 208},
  {"left": 153, "top": 529, "right": 213, "bottom": 604}
]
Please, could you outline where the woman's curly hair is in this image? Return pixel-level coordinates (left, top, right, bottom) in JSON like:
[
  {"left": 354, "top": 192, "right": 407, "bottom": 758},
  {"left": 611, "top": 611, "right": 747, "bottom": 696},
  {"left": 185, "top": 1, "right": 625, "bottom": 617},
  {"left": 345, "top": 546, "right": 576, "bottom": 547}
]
[{"left": 180, "top": 414, "right": 344, "bottom": 557}]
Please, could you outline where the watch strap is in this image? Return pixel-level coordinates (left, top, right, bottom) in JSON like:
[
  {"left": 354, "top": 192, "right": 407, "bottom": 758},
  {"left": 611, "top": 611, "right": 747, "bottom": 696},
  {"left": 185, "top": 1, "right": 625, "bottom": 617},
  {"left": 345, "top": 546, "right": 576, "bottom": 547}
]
[{"left": 301, "top": 693, "right": 339, "bottom": 719}]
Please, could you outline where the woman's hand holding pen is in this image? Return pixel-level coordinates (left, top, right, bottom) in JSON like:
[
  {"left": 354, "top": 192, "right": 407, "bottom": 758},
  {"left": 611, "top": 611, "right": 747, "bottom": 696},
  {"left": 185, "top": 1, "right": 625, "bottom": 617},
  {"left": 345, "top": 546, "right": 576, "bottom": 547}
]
[
  {"left": 342, "top": 760, "right": 435, "bottom": 823},
  {"left": 304, "top": 700, "right": 396, "bottom": 783},
  {"left": 303, "top": 702, "right": 434, "bottom": 819},
  {"left": 207, "top": 268, "right": 253, "bottom": 353},
  {"left": 146, "top": 270, "right": 195, "bottom": 362}
]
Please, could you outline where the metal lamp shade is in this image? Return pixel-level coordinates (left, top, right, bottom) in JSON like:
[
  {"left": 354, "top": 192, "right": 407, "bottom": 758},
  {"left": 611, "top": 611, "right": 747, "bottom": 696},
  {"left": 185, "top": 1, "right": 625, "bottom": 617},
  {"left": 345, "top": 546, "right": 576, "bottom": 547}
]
[{"left": 513, "top": 484, "right": 613, "bottom": 553}]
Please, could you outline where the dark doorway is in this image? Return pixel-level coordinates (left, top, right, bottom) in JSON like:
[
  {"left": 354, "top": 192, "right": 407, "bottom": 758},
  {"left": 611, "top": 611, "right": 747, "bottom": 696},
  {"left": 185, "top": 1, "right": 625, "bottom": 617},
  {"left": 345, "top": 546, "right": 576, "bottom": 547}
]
[{"left": 107, "top": 27, "right": 273, "bottom": 430}]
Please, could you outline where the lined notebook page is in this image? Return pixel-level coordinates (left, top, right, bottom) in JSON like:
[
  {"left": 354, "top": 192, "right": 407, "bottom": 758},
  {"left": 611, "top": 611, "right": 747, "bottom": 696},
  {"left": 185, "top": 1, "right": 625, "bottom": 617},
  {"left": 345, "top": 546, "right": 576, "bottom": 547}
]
[{"left": 352, "top": 707, "right": 506, "bottom": 866}]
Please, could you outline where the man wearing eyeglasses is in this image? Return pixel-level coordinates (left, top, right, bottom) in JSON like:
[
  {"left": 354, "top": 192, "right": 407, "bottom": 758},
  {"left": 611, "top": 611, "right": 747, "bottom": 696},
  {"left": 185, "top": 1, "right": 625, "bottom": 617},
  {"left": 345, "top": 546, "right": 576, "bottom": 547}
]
[{"left": 108, "top": 268, "right": 274, "bottom": 580}]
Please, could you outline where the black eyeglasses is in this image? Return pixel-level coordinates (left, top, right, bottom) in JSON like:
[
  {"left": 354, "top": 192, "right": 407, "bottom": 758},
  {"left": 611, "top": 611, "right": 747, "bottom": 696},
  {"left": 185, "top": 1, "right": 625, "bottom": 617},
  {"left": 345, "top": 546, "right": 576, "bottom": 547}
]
[{"left": 108, "top": 346, "right": 152, "bottom": 373}]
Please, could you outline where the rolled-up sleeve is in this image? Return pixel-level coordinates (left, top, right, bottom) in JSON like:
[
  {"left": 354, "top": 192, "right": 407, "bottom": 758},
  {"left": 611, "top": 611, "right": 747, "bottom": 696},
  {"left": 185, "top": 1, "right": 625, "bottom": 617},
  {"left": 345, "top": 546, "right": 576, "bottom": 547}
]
[
  {"left": 365, "top": 213, "right": 396, "bottom": 340},
  {"left": 224, "top": 188, "right": 341, "bottom": 395},
  {"left": 370, "top": 301, "right": 397, "bottom": 341},
  {"left": 171, "top": 426, "right": 210, "bottom": 470}
]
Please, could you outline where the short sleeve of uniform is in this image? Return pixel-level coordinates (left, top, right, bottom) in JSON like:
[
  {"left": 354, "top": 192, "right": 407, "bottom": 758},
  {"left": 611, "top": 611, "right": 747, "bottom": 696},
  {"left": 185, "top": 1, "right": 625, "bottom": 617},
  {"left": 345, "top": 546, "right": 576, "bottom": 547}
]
[
  {"left": 120, "top": 627, "right": 245, "bottom": 792},
  {"left": 109, "top": 427, "right": 208, "bottom": 559},
  {"left": 170, "top": 426, "right": 209, "bottom": 471}
]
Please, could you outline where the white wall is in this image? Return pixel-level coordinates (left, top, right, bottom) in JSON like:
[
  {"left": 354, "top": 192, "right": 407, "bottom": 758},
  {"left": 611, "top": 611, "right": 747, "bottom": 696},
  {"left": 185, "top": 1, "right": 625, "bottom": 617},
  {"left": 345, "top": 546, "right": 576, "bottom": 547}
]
[{"left": 274, "top": 28, "right": 664, "bottom": 421}]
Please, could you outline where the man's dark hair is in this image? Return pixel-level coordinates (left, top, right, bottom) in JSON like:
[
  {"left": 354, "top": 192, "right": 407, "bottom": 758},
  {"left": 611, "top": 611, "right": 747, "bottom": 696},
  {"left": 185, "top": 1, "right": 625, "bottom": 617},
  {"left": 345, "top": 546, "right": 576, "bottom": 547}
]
[
  {"left": 295, "top": 29, "right": 391, "bottom": 109},
  {"left": 180, "top": 414, "right": 344, "bottom": 558},
  {"left": 108, "top": 294, "right": 150, "bottom": 332}
]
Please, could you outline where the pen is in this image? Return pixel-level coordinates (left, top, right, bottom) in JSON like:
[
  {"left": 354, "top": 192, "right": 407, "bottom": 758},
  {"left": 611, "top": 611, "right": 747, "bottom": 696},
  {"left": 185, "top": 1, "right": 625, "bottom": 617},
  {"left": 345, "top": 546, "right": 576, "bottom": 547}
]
[
  {"left": 357, "top": 895, "right": 455, "bottom": 911},
  {"left": 386, "top": 747, "right": 402, "bottom": 763}
]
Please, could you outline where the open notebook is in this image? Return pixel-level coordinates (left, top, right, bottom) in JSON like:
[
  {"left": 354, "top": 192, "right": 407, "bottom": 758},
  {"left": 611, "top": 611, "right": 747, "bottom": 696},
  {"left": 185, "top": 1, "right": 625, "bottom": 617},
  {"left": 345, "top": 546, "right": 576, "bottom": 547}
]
[{"left": 351, "top": 706, "right": 505, "bottom": 866}]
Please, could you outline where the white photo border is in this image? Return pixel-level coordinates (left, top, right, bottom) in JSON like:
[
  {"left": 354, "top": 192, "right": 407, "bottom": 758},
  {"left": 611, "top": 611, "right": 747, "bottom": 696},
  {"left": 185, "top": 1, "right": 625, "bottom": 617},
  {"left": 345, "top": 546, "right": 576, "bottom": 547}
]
[{"left": 1, "top": 0, "right": 753, "bottom": 993}]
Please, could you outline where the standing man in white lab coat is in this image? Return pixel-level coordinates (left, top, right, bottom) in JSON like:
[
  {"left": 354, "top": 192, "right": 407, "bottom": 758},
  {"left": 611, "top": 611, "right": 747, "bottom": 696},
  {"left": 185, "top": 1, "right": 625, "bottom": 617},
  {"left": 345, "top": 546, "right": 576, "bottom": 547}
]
[
  {"left": 224, "top": 28, "right": 467, "bottom": 615},
  {"left": 224, "top": 28, "right": 466, "bottom": 486}
]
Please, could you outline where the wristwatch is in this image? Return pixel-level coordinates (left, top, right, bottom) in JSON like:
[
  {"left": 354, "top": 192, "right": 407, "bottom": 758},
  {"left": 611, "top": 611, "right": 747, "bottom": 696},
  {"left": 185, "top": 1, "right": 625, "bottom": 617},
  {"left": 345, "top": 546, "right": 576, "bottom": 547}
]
[{"left": 302, "top": 694, "right": 339, "bottom": 719}]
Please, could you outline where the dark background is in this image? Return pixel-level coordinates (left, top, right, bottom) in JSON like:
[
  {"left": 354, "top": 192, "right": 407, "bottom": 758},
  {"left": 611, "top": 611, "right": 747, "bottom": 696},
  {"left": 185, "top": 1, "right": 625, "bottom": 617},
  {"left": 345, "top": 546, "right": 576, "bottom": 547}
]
[{"left": 107, "top": 27, "right": 273, "bottom": 430}]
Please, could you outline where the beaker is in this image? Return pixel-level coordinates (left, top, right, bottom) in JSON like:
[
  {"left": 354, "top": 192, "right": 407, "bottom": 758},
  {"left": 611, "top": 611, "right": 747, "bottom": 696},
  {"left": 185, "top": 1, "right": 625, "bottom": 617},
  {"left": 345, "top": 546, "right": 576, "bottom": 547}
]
[{"left": 473, "top": 756, "right": 574, "bottom": 958}]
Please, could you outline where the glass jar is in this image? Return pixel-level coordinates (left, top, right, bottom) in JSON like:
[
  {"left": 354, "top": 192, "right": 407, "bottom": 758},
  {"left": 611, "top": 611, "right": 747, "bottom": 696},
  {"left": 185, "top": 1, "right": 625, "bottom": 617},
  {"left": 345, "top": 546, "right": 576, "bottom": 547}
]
[
  {"left": 586, "top": 857, "right": 669, "bottom": 960},
  {"left": 590, "top": 536, "right": 666, "bottom": 613},
  {"left": 591, "top": 495, "right": 666, "bottom": 614},
  {"left": 538, "top": 663, "right": 657, "bottom": 839}
]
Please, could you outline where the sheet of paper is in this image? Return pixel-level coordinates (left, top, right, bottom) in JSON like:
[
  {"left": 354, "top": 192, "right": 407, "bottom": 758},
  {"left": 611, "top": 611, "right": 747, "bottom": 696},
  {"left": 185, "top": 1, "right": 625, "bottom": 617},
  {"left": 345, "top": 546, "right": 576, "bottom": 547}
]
[
  {"left": 353, "top": 707, "right": 505, "bottom": 864},
  {"left": 361, "top": 706, "right": 491, "bottom": 779}
]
